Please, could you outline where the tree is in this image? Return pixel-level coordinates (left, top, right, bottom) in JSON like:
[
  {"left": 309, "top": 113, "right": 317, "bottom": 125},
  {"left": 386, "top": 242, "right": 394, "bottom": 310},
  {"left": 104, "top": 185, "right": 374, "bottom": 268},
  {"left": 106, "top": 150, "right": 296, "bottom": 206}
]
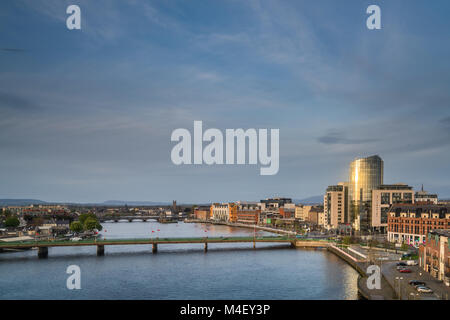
[
  {"left": 84, "top": 217, "right": 100, "bottom": 231},
  {"left": 70, "top": 221, "right": 83, "bottom": 233},
  {"left": 79, "top": 213, "right": 97, "bottom": 225},
  {"left": 4, "top": 216, "right": 20, "bottom": 228}
]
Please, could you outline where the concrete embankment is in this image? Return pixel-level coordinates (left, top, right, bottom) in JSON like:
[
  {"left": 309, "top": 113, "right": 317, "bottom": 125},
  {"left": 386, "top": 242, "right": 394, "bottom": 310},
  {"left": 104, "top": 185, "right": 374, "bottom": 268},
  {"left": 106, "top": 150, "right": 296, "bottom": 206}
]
[
  {"left": 327, "top": 245, "right": 366, "bottom": 276},
  {"left": 326, "top": 245, "right": 396, "bottom": 300}
]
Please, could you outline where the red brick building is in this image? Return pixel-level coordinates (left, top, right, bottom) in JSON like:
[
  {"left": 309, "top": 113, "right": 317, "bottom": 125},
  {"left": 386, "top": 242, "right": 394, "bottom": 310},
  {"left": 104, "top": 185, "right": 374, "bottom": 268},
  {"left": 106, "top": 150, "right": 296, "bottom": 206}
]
[
  {"left": 194, "top": 206, "right": 211, "bottom": 221},
  {"left": 279, "top": 208, "right": 294, "bottom": 219},
  {"left": 236, "top": 209, "right": 261, "bottom": 224},
  {"left": 387, "top": 204, "right": 450, "bottom": 246},
  {"left": 419, "top": 230, "right": 450, "bottom": 286}
]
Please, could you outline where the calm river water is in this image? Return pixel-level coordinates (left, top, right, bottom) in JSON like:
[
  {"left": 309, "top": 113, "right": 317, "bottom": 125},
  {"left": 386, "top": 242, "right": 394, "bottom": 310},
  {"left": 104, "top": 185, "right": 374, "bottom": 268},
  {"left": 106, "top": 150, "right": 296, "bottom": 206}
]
[{"left": 0, "top": 221, "right": 358, "bottom": 299}]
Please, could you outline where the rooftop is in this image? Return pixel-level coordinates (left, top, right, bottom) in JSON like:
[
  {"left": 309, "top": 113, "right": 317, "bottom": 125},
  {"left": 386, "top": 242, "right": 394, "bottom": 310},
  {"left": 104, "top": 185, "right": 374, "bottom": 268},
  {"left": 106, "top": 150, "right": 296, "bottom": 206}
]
[{"left": 376, "top": 184, "right": 413, "bottom": 190}]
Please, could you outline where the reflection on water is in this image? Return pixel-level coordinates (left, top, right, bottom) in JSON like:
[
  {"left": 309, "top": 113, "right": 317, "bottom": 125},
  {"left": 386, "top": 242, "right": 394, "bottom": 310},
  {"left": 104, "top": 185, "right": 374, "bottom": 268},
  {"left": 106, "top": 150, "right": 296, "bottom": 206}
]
[{"left": 0, "top": 221, "right": 358, "bottom": 300}]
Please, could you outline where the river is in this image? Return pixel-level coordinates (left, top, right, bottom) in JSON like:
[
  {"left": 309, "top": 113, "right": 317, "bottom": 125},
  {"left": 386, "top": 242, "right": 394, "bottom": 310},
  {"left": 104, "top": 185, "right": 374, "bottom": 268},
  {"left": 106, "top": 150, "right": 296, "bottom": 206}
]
[{"left": 0, "top": 221, "right": 358, "bottom": 299}]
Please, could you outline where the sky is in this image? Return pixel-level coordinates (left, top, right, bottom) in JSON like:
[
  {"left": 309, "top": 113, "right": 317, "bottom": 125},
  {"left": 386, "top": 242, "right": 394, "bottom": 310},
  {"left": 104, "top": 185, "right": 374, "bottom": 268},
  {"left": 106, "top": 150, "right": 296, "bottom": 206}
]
[{"left": 0, "top": 0, "right": 450, "bottom": 203}]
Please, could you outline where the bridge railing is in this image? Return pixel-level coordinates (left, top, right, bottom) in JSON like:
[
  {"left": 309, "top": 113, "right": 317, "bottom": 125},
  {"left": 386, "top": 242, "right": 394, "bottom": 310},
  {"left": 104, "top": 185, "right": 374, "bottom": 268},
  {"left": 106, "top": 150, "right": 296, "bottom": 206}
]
[{"left": 0, "top": 235, "right": 296, "bottom": 247}]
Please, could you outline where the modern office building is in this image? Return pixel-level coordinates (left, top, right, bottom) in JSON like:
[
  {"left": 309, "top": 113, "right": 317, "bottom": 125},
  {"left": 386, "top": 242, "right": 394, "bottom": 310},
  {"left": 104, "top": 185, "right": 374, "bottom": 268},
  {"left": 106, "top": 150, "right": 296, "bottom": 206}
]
[
  {"left": 348, "top": 155, "right": 384, "bottom": 231},
  {"left": 259, "top": 198, "right": 292, "bottom": 210},
  {"left": 371, "top": 184, "right": 414, "bottom": 231},
  {"left": 324, "top": 182, "right": 348, "bottom": 229},
  {"left": 387, "top": 204, "right": 450, "bottom": 246}
]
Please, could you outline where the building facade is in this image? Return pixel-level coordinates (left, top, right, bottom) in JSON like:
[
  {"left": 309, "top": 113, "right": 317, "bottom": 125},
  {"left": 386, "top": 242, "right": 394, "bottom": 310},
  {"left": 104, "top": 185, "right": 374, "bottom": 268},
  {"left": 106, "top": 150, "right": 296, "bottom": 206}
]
[
  {"left": 418, "top": 230, "right": 450, "bottom": 285},
  {"left": 307, "top": 207, "right": 325, "bottom": 226},
  {"left": 371, "top": 184, "right": 414, "bottom": 231},
  {"left": 415, "top": 187, "right": 438, "bottom": 204},
  {"left": 295, "top": 205, "right": 304, "bottom": 220},
  {"left": 324, "top": 182, "right": 348, "bottom": 229},
  {"left": 387, "top": 204, "right": 450, "bottom": 246},
  {"left": 348, "top": 155, "right": 384, "bottom": 231},
  {"left": 211, "top": 203, "right": 236, "bottom": 222},
  {"left": 259, "top": 198, "right": 292, "bottom": 210},
  {"left": 194, "top": 206, "right": 211, "bottom": 220}
]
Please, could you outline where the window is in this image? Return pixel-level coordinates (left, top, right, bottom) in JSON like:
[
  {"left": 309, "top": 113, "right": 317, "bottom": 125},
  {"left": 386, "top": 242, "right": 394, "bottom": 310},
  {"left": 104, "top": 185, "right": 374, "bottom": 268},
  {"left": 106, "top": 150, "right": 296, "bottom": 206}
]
[
  {"left": 392, "top": 193, "right": 402, "bottom": 204},
  {"left": 381, "top": 193, "right": 390, "bottom": 204},
  {"left": 403, "top": 193, "right": 412, "bottom": 203}
]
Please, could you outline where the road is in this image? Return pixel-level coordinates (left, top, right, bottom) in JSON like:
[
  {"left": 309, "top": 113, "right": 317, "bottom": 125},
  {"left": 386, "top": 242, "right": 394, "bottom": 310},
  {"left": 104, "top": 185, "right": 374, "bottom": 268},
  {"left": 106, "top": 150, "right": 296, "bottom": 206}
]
[{"left": 381, "top": 261, "right": 450, "bottom": 300}]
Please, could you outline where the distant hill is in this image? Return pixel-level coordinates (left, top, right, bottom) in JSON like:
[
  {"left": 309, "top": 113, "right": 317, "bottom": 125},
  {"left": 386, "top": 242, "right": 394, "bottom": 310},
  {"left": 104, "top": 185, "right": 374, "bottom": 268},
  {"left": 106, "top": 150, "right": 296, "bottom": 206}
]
[
  {"left": 101, "top": 200, "right": 171, "bottom": 206},
  {"left": 0, "top": 199, "right": 48, "bottom": 206},
  {"left": 293, "top": 195, "right": 323, "bottom": 204},
  {"left": 0, "top": 199, "right": 171, "bottom": 207}
]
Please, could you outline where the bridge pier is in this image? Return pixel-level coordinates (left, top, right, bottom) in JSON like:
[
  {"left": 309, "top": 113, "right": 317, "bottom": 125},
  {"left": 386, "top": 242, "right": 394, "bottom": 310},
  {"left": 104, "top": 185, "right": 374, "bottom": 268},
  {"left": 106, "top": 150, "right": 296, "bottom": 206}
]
[
  {"left": 97, "top": 245, "right": 105, "bottom": 256},
  {"left": 38, "top": 247, "right": 48, "bottom": 259},
  {"left": 152, "top": 243, "right": 158, "bottom": 254},
  {"left": 128, "top": 219, "right": 133, "bottom": 222},
  {"left": 253, "top": 241, "right": 256, "bottom": 249},
  {"left": 143, "top": 219, "right": 147, "bottom": 222},
  {"left": 204, "top": 242, "right": 208, "bottom": 253},
  {"left": 114, "top": 219, "right": 119, "bottom": 222}
]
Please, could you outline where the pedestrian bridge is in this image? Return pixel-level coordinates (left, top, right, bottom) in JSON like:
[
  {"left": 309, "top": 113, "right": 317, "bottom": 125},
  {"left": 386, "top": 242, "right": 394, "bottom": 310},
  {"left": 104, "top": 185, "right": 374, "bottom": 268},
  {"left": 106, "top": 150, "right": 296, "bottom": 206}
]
[{"left": 0, "top": 236, "right": 313, "bottom": 258}]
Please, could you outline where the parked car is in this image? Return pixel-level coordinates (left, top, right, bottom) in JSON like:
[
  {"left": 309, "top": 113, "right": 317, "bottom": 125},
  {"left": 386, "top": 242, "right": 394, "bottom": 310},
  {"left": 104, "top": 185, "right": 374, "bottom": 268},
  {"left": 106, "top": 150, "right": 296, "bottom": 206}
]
[
  {"left": 406, "top": 260, "right": 418, "bottom": 266},
  {"left": 397, "top": 262, "right": 407, "bottom": 267},
  {"left": 409, "top": 280, "right": 426, "bottom": 287},
  {"left": 416, "top": 286, "right": 433, "bottom": 293},
  {"left": 70, "top": 237, "right": 82, "bottom": 241},
  {"left": 399, "top": 268, "right": 412, "bottom": 273}
]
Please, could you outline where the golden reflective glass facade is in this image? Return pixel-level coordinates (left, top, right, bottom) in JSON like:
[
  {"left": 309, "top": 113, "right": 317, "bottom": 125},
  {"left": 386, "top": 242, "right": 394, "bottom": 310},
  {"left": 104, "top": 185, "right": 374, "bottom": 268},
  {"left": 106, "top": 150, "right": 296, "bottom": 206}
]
[{"left": 348, "top": 155, "right": 383, "bottom": 229}]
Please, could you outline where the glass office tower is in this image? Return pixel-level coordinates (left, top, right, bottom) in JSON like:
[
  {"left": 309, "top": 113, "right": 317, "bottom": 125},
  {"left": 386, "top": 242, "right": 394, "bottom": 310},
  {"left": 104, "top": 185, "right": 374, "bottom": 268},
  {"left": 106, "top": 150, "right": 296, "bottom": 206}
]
[{"left": 348, "top": 155, "right": 383, "bottom": 231}]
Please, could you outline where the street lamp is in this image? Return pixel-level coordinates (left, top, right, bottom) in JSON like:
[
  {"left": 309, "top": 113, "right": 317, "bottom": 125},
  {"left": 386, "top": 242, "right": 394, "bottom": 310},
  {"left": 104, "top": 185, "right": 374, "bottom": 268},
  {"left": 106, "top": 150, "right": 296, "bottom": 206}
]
[{"left": 395, "top": 276, "right": 404, "bottom": 300}]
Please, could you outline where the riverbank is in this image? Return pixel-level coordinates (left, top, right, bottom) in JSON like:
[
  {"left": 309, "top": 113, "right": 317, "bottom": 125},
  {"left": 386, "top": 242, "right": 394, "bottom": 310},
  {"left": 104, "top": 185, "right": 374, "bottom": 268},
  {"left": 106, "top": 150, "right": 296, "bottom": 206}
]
[{"left": 184, "top": 219, "right": 297, "bottom": 236}]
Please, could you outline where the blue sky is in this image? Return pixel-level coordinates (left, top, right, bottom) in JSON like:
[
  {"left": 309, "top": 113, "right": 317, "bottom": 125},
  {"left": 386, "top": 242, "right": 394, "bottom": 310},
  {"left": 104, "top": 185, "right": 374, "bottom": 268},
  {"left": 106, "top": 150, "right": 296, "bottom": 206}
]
[{"left": 1, "top": 0, "right": 450, "bottom": 203}]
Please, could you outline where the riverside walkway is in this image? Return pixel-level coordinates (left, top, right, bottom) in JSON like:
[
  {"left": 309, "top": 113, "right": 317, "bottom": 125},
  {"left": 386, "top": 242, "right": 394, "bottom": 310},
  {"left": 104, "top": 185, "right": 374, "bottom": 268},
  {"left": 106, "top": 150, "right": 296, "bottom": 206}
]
[{"left": 0, "top": 236, "right": 297, "bottom": 258}]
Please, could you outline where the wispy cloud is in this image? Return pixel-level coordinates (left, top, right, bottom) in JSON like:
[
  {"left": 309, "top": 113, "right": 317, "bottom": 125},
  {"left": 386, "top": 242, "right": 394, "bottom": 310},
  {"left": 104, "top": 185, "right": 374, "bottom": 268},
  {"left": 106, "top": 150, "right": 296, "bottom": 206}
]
[{"left": 318, "top": 130, "right": 379, "bottom": 145}]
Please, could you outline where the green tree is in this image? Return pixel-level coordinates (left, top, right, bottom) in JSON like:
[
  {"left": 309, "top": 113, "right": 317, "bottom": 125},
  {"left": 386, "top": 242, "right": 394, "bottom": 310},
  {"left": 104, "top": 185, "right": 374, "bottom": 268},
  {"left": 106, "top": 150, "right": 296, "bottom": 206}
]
[
  {"left": 4, "top": 216, "right": 20, "bottom": 228},
  {"left": 69, "top": 221, "right": 83, "bottom": 233},
  {"left": 79, "top": 213, "right": 97, "bottom": 225},
  {"left": 84, "top": 217, "right": 100, "bottom": 231}
]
